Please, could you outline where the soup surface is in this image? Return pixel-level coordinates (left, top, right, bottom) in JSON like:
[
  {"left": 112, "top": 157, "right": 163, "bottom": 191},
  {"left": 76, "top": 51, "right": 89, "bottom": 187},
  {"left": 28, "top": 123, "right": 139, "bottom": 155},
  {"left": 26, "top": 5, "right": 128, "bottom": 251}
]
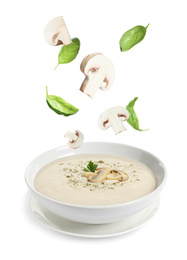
[{"left": 34, "top": 154, "right": 157, "bottom": 206}]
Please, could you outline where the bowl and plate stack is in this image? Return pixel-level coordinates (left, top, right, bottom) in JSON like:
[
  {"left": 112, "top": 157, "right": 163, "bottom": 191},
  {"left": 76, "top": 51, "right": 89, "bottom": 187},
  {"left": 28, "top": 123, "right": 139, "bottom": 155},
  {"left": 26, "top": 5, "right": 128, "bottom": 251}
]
[{"left": 25, "top": 142, "right": 167, "bottom": 238}]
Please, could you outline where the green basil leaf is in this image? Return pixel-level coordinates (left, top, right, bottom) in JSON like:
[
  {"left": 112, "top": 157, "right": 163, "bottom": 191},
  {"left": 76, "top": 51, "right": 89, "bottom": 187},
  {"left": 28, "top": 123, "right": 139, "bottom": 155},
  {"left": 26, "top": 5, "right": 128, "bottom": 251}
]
[
  {"left": 54, "top": 38, "right": 80, "bottom": 69},
  {"left": 46, "top": 86, "right": 79, "bottom": 116},
  {"left": 120, "top": 24, "right": 149, "bottom": 52},
  {"left": 126, "top": 97, "right": 148, "bottom": 131}
]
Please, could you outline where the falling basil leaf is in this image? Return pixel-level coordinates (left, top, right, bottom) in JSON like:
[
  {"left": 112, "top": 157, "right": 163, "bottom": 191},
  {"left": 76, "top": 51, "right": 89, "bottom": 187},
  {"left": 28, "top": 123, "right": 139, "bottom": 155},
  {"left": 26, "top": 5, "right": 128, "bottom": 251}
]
[
  {"left": 46, "top": 86, "right": 79, "bottom": 116},
  {"left": 126, "top": 97, "right": 148, "bottom": 131},
  {"left": 120, "top": 24, "right": 149, "bottom": 52},
  {"left": 54, "top": 37, "right": 80, "bottom": 69}
]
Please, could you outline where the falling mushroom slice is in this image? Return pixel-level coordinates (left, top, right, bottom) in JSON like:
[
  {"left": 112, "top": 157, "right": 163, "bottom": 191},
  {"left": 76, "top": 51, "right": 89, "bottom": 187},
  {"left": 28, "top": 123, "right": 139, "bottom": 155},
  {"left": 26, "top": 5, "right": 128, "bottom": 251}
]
[
  {"left": 98, "top": 106, "right": 129, "bottom": 134},
  {"left": 44, "top": 16, "right": 72, "bottom": 46},
  {"left": 64, "top": 130, "right": 84, "bottom": 149},
  {"left": 88, "top": 168, "right": 110, "bottom": 183},
  {"left": 80, "top": 53, "right": 115, "bottom": 98}
]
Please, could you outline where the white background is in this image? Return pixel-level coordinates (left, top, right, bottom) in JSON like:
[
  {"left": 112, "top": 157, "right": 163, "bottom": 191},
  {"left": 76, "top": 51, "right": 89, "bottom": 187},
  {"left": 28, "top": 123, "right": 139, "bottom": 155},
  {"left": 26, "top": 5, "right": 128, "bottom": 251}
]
[{"left": 1, "top": 0, "right": 187, "bottom": 259}]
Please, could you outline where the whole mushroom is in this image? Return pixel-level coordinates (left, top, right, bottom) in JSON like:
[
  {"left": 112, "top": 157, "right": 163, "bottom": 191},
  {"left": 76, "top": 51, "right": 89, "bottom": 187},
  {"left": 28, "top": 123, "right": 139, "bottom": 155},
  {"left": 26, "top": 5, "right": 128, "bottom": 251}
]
[
  {"left": 64, "top": 130, "right": 84, "bottom": 149},
  {"left": 43, "top": 16, "right": 72, "bottom": 46},
  {"left": 80, "top": 53, "right": 115, "bottom": 98},
  {"left": 98, "top": 106, "right": 129, "bottom": 135}
]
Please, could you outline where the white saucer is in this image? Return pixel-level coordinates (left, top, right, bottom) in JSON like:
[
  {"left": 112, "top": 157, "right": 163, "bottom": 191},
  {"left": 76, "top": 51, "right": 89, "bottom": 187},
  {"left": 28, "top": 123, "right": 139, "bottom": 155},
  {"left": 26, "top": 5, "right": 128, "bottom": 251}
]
[{"left": 29, "top": 196, "right": 160, "bottom": 238}]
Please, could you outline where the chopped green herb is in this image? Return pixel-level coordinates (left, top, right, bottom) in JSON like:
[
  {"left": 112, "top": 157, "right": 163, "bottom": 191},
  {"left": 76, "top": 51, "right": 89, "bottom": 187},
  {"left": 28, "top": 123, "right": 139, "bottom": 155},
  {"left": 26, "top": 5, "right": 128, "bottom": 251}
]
[
  {"left": 83, "top": 161, "right": 98, "bottom": 173},
  {"left": 97, "top": 160, "right": 105, "bottom": 164}
]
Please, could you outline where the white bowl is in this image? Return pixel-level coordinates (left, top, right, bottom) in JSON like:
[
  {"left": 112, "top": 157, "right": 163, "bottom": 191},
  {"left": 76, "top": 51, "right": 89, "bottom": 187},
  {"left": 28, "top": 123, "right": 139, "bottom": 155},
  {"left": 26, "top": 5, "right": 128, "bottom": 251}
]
[{"left": 25, "top": 142, "right": 167, "bottom": 224}]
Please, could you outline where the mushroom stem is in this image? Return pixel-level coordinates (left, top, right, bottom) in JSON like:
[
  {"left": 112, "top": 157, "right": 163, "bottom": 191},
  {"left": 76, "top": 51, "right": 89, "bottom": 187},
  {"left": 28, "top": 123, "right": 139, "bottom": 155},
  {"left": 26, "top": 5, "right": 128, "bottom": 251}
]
[
  {"left": 109, "top": 114, "right": 127, "bottom": 135},
  {"left": 57, "top": 21, "right": 72, "bottom": 45},
  {"left": 80, "top": 69, "right": 106, "bottom": 98},
  {"left": 64, "top": 131, "right": 78, "bottom": 142}
]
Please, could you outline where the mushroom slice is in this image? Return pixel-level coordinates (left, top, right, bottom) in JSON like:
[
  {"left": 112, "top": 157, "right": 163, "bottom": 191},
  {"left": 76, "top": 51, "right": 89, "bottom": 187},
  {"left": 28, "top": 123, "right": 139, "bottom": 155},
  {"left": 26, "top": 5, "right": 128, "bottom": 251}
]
[
  {"left": 44, "top": 16, "right": 72, "bottom": 46},
  {"left": 80, "top": 53, "right": 115, "bottom": 98},
  {"left": 107, "top": 173, "right": 121, "bottom": 180},
  {"left": 107, "top": 170, "right": 129, "bottom": 181},
  {"left": 118, "top": 170, "right": 129, "bottom": 181},
  {"left": 107, "top": 170, "right": 122, "bottom": 180},
  {"left": 88, "top": 168, "right": 110, "bottom": 183},
  {"left": 83, "top": 172, "right": 97, "bottom": 178},
  {"left": 64, "top": 130, "right": 84, "bottom": 149},
  {"left": 98, "top": 106, "right": 129, "bottom": 135}
]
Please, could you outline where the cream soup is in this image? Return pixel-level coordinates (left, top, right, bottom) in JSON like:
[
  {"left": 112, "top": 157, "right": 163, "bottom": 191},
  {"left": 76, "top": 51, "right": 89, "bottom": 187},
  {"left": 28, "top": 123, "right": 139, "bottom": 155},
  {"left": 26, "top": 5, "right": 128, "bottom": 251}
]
[{"left": 34, "top": 154, "right": 157, "bottom": 206}]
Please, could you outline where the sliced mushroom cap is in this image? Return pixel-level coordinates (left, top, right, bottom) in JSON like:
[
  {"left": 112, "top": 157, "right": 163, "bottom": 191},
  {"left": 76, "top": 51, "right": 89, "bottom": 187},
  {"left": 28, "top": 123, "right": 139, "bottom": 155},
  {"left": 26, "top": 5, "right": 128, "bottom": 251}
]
[
  {"left": 88, "top": 168, "right": 110, "bottom": 183},
  {"left": 107, "top": 173, "right": 121, "bottom": 180},
  {"left": 118, "top": 170, "right": 129, "bottom": 181},
  {"left": 44, "top": 16, "right": 72, "bottom": 46},
  {"left": 98, "top": 106, "right": 129, "bottom": 135},
  {"left": 107, "top": 170, "right": 129, "bottom": 181},
  {"left": 64, "top": 130, "right": 84, "bottom": 149},
  {"left": 80, "top": 53, "right": 115, "bottom": 98},
  {"left": 118, "top": 175, "right": 129, "bottom": 181},
  {"left": 83, "top": 172, "right": 97, "bottom": 178},
  {"left": 107, "top": 174, "right": 120, "bottom": 180}
]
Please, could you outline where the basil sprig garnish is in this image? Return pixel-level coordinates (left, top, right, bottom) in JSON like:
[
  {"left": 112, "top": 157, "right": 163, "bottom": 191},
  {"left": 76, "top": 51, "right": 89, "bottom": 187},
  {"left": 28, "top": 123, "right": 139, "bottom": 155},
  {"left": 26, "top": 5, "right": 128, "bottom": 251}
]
[
  {"left": 46, "top": 86, "right": 79, "bottom": 116},
  {"left": 54, "top": 37, "right": 80, "bottom": 69},
  {"left": 120, "top": 24, "right": 149, "bottom": 52},
  {"left": 126, "top": 97, "right": 148, "bottom": 131}
]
